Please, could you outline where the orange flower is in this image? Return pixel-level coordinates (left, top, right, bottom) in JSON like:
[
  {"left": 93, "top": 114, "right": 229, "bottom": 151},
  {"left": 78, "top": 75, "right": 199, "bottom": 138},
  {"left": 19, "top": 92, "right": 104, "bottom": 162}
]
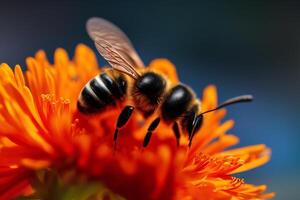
[{"left": 0, "top": 44, "right": 274, "bottom": 200}]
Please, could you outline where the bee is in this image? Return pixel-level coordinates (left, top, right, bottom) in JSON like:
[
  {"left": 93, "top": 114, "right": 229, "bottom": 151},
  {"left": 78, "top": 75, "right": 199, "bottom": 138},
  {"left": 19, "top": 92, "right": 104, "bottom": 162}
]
[{"left": 77, "top": 17, "right": 253, "bottom": 147}]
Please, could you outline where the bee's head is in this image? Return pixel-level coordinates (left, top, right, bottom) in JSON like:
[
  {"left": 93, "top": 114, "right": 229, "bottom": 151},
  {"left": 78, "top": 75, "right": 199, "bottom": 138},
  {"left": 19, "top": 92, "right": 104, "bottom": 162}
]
[{"left": 135, "top": 72, "right": 166, "bottom": 103}]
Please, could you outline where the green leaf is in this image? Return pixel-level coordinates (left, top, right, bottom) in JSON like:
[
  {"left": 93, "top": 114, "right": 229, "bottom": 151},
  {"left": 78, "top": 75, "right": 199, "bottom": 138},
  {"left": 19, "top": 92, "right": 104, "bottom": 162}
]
[
  {"left": 17, "top": 170, "right": 126, "bottom": 200},
  {"left": 58, "top": 181, "right": 126, "bottom": 200}
]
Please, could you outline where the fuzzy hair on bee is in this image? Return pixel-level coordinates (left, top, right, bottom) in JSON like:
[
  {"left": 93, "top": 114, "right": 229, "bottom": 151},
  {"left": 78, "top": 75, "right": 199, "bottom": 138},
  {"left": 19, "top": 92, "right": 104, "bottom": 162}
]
[{"left": 78, "top": 17, "right": 254, "bottom": 148}]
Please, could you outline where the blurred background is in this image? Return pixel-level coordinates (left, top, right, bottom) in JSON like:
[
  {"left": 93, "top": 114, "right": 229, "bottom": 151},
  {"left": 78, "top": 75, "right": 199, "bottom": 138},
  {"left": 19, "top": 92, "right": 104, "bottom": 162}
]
[{"left": 0, "top": 0, "right": 299, "bottom": 199}]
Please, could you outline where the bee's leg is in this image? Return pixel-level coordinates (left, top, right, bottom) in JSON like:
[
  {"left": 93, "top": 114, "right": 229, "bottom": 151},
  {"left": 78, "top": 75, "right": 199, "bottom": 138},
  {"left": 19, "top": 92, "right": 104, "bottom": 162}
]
[
  {"left": 143, "top": 117, "right": 160, "bottom": 148},
  {"left": 188, "top": 114, "right": 203, "bottom": 147},
  {"left": 172, "top": 122, "right": 181, "bottom": 147},
  {"left": 114, "top": 105, "right": 135, "bottom": 145}
]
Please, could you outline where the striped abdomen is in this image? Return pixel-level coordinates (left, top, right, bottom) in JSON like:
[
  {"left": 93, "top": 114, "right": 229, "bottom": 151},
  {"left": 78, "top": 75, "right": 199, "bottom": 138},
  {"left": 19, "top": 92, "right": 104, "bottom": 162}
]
[{"left": 77, "top": 72, "right": 127, "bottom": 113}]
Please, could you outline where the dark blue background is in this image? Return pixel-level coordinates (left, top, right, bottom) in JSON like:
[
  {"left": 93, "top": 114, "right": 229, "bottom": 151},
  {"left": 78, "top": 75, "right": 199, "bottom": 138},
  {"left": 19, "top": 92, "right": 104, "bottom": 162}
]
[{"left": 1, "top": 1, "right": 299, "bottom": 199}]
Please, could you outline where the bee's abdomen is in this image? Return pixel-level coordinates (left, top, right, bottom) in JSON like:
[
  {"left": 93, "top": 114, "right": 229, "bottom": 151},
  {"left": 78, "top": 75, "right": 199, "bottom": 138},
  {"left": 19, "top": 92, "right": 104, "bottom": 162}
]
[{"left": 77, "top": 72, "right": 127, "bottom": 113}]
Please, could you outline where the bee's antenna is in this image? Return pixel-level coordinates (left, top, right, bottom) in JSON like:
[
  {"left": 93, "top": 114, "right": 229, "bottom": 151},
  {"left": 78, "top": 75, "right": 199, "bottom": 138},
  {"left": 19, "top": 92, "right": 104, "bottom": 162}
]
[
  {"left": 188, "top": 95, "right": 253, "bottom": 147},
  {"left": 199, "top": 95, "right": 253, "bottom": 116}
]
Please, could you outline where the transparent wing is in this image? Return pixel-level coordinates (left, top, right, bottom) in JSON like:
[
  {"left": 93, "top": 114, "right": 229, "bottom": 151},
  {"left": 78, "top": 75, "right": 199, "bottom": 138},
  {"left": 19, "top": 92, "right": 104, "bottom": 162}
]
[
  {"left": 86, "top": 17, "right": 145, "bottom": 69},
  {"left": 95, "top": 39, "right": 140, "bottom": 79}
]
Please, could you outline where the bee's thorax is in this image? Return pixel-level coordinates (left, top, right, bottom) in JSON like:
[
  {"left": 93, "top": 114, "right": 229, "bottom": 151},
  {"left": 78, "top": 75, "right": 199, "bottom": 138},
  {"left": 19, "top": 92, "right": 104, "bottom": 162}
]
[{"left": 132, "top": 72, "right": 166, "bottom": 117}]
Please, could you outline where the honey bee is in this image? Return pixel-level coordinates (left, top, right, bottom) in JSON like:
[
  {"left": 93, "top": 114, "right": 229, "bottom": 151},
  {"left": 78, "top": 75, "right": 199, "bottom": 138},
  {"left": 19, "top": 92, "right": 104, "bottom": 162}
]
[{"left": 77, "top": 17, "right": 253, "bottom": 147}]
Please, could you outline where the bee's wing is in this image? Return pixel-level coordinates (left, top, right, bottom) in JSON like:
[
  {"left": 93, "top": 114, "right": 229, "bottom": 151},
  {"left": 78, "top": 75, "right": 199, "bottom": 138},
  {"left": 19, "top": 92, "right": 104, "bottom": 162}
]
[
  {"left": 94, "top": 39, "right": 140, "bottom": 79},
  {"left": 87, "top": 17, "right": 145, "bottom": 70}
]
